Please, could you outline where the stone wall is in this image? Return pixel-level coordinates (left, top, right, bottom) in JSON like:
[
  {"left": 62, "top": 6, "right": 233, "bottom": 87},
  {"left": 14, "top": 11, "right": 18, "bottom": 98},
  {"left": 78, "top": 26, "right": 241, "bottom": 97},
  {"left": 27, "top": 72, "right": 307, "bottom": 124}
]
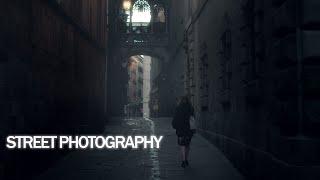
[
  {"left": 0, "top": 0, "right": 109, "bottom": 179},
  {"left": 168, "top": 0, "right": 320, "bottom": 179}
]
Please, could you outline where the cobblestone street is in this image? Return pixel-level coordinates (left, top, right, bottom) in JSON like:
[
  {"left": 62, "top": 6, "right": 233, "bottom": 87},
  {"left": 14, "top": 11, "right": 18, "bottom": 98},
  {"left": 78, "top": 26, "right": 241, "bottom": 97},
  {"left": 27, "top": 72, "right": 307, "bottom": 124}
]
[{"left": 34, "top": 118, "right": 243, "bottom": 180}]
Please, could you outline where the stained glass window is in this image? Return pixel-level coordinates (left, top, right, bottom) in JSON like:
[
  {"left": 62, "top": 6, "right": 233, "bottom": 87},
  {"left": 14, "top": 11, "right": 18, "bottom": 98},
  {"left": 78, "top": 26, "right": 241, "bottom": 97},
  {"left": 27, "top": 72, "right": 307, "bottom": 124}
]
[{"left": 128, "top": 0, "right": 151, "bottom": 26}]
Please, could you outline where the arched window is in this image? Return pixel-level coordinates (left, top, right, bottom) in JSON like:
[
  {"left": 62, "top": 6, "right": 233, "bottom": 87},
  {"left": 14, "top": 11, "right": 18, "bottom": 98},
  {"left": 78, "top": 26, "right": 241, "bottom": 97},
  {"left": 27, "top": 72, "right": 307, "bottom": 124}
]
[
  {"left": 152, "top": 3, "right": 166, "bottom": 33},
  {"left": 154, "top": 4, "right": 165, "bottom": 23},
  {"left": 121, "top": 0, "right": 167, "bottom": 34},
  {"left": 125, "top": 0, "right": 151, "bottom": 27},
  {"left": 131, "top": 0, "right": 151, "bottom": 25}
]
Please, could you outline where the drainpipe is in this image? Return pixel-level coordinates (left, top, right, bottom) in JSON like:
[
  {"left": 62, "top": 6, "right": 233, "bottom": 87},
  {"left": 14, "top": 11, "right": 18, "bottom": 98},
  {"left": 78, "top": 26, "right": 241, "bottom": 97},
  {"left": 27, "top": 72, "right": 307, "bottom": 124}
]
[{"left": 295, "top": 0, "right": 303, "bottom": 136}]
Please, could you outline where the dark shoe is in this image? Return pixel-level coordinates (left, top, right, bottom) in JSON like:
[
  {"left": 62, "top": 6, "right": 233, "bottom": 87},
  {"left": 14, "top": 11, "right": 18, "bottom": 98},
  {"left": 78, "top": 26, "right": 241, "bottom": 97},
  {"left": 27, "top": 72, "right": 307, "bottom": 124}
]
[
  {"left": 181, "top": 161, "right": 186, "bottom": 168},
  {"left": 185, "top": 160, "right": 189, "bottom": 166}
]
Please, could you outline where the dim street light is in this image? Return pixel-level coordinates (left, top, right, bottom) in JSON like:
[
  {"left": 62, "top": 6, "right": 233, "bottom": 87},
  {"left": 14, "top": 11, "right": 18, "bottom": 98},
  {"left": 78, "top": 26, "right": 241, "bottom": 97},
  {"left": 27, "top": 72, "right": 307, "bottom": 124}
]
[{"left": 123, "top": 0, "right": 131, "bottom": 11}]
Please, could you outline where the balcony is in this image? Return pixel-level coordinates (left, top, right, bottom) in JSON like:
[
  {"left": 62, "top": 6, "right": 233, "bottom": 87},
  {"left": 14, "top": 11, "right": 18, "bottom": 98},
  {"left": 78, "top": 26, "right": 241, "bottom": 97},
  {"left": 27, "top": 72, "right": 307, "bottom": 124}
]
[
  {"left": 272, "top": 31, "right": 320, "bottom": 68},
  {"left": 272, "top": 0, "right": 320, "bottom": 37},
  {"left": 244, "top": 80, "right": 262, "bottom": 105},
  {"left": 302, "top": 0, "right": 320, "bottom": 27},
  {"left": 304, "top": 66, "right": 320, "bottom": 98},
  {"left": 272, "top": 0, "right": 296, "bottom": 37},
  {"left": 272, "top": 34, "right": 297, "bottom": 68},
  {"left": 302, "top": 31, "right": 320, "bottom": 60},
  {"left": 273, "top": 67, "right": 298, "bottom": 100}
]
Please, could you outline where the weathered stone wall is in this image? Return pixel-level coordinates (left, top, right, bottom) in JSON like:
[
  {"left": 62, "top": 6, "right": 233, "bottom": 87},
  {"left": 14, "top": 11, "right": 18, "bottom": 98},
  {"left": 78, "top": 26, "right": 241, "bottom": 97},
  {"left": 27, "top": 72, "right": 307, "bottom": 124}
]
[
  {"left": 0, "top": 0, "right": 109, "bottom": 178},
  {"left": 168, "top": 0, "right": 320, "bottom": 179}
]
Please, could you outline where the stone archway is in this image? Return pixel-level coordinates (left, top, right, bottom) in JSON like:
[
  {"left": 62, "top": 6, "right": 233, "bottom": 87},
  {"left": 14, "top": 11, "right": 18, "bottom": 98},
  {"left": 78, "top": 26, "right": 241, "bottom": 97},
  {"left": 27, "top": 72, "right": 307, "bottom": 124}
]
[
  {"left": 107, "top": 45, "right": 168, "bottom": 117},
  {"left": 119, "top": 46, "right": 169, "bottom": 62}
]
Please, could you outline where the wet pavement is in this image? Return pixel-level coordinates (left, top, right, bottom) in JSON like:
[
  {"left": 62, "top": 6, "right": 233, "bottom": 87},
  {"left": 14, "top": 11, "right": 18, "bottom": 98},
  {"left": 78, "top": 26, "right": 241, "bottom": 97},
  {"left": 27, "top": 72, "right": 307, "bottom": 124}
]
[{"left": 34, "top": 117, "right": 244, "bottom": 180}]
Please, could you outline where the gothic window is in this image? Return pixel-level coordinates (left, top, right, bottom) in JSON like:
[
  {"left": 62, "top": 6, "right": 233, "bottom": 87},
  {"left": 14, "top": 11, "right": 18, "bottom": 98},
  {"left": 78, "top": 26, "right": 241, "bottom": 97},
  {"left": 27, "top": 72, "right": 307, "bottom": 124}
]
[
  {"left": 121, "top": 0, "right": 168, "bottom": 34},
  {"left": 121, "top": 0, "right": 152, "bottom": 34},
  {"left": 219, "top": 29, "right": 232, "bottom": 91},
  {"left": 132, "top": 0, "right": 151, "bottom": 25},
  {"left": 154, "top": 4, "right": 165, "bottom": 23},
  {"left": 219, "top": 25, "right": 232, "bottom": 91},
  {"left": 124, "top": 0, "right": 151, "bottom": 27},
  {"left": 221, "top": 30, "right": 232, "bottom": 60},
  {"left": 199, "top": 42, "right": 209, "bottom": 111}
]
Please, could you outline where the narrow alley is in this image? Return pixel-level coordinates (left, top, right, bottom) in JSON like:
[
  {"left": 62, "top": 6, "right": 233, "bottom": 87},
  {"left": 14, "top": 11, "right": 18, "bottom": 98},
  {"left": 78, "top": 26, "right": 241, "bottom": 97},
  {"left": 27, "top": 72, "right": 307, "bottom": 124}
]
[
  {"left": 1, "top": 0, "right": 320, "bottom": 180},
  {"left": 35, "top": 117, "right": 243, "bottom": 180}
]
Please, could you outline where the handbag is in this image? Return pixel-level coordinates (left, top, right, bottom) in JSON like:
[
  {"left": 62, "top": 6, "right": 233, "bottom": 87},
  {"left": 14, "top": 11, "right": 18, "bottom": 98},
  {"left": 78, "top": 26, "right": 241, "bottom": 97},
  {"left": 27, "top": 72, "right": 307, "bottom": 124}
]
[{"left": 189, "top": 116, "right": 196, "bottom": 130}]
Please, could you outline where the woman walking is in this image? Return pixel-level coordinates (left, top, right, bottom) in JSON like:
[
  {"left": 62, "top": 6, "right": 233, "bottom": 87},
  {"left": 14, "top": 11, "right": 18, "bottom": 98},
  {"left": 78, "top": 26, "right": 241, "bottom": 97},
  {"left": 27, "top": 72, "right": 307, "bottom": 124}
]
[{"left": 172, "top": 96, "right": 195, "bottom": 168}]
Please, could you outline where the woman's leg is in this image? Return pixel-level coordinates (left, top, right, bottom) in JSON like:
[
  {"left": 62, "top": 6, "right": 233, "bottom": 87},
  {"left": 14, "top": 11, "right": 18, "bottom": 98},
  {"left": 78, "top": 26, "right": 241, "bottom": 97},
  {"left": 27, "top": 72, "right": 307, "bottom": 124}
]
[
  {"left": 185, "top": 145, "right": 190, "bottom": 161},
  {"left": 185, "top": 135, "right": 192, "bottom": 165},
  {"left": 180, "top": 145, "right": 188, "bottom": 168},
  {"left": 181, "top": 146, "right": 186, "bottom": 161}
]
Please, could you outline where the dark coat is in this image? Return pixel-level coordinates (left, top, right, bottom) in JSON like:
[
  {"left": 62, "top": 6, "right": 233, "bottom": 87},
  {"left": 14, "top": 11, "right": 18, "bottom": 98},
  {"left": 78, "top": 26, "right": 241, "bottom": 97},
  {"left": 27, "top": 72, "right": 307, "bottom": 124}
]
[{"left": 172, "top": 102, "right": 194, "bottom": 136}]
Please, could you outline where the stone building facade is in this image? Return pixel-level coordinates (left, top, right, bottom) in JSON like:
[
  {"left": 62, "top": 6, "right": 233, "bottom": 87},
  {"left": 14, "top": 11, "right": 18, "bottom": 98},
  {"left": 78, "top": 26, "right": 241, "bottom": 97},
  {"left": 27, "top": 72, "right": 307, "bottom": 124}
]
[
  {"left": 127, "top": 55, "right": 144, "bottom": 116},
  {"left": 168, "top": 0, "right": 320, "bottom": 179},
  {"left": 0, "top": 0, "right": 109, "bottom": 178}
]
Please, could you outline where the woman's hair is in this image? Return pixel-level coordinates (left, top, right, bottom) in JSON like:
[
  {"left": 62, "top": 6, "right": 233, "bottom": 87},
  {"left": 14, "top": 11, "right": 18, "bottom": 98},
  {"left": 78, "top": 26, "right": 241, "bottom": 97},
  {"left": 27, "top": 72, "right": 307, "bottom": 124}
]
[
  {"left": 180, "top": 95, "right": 190, "bottom": 105},
  {"left": 176, "top": 97, "right": 181, "bottom": 104}
]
